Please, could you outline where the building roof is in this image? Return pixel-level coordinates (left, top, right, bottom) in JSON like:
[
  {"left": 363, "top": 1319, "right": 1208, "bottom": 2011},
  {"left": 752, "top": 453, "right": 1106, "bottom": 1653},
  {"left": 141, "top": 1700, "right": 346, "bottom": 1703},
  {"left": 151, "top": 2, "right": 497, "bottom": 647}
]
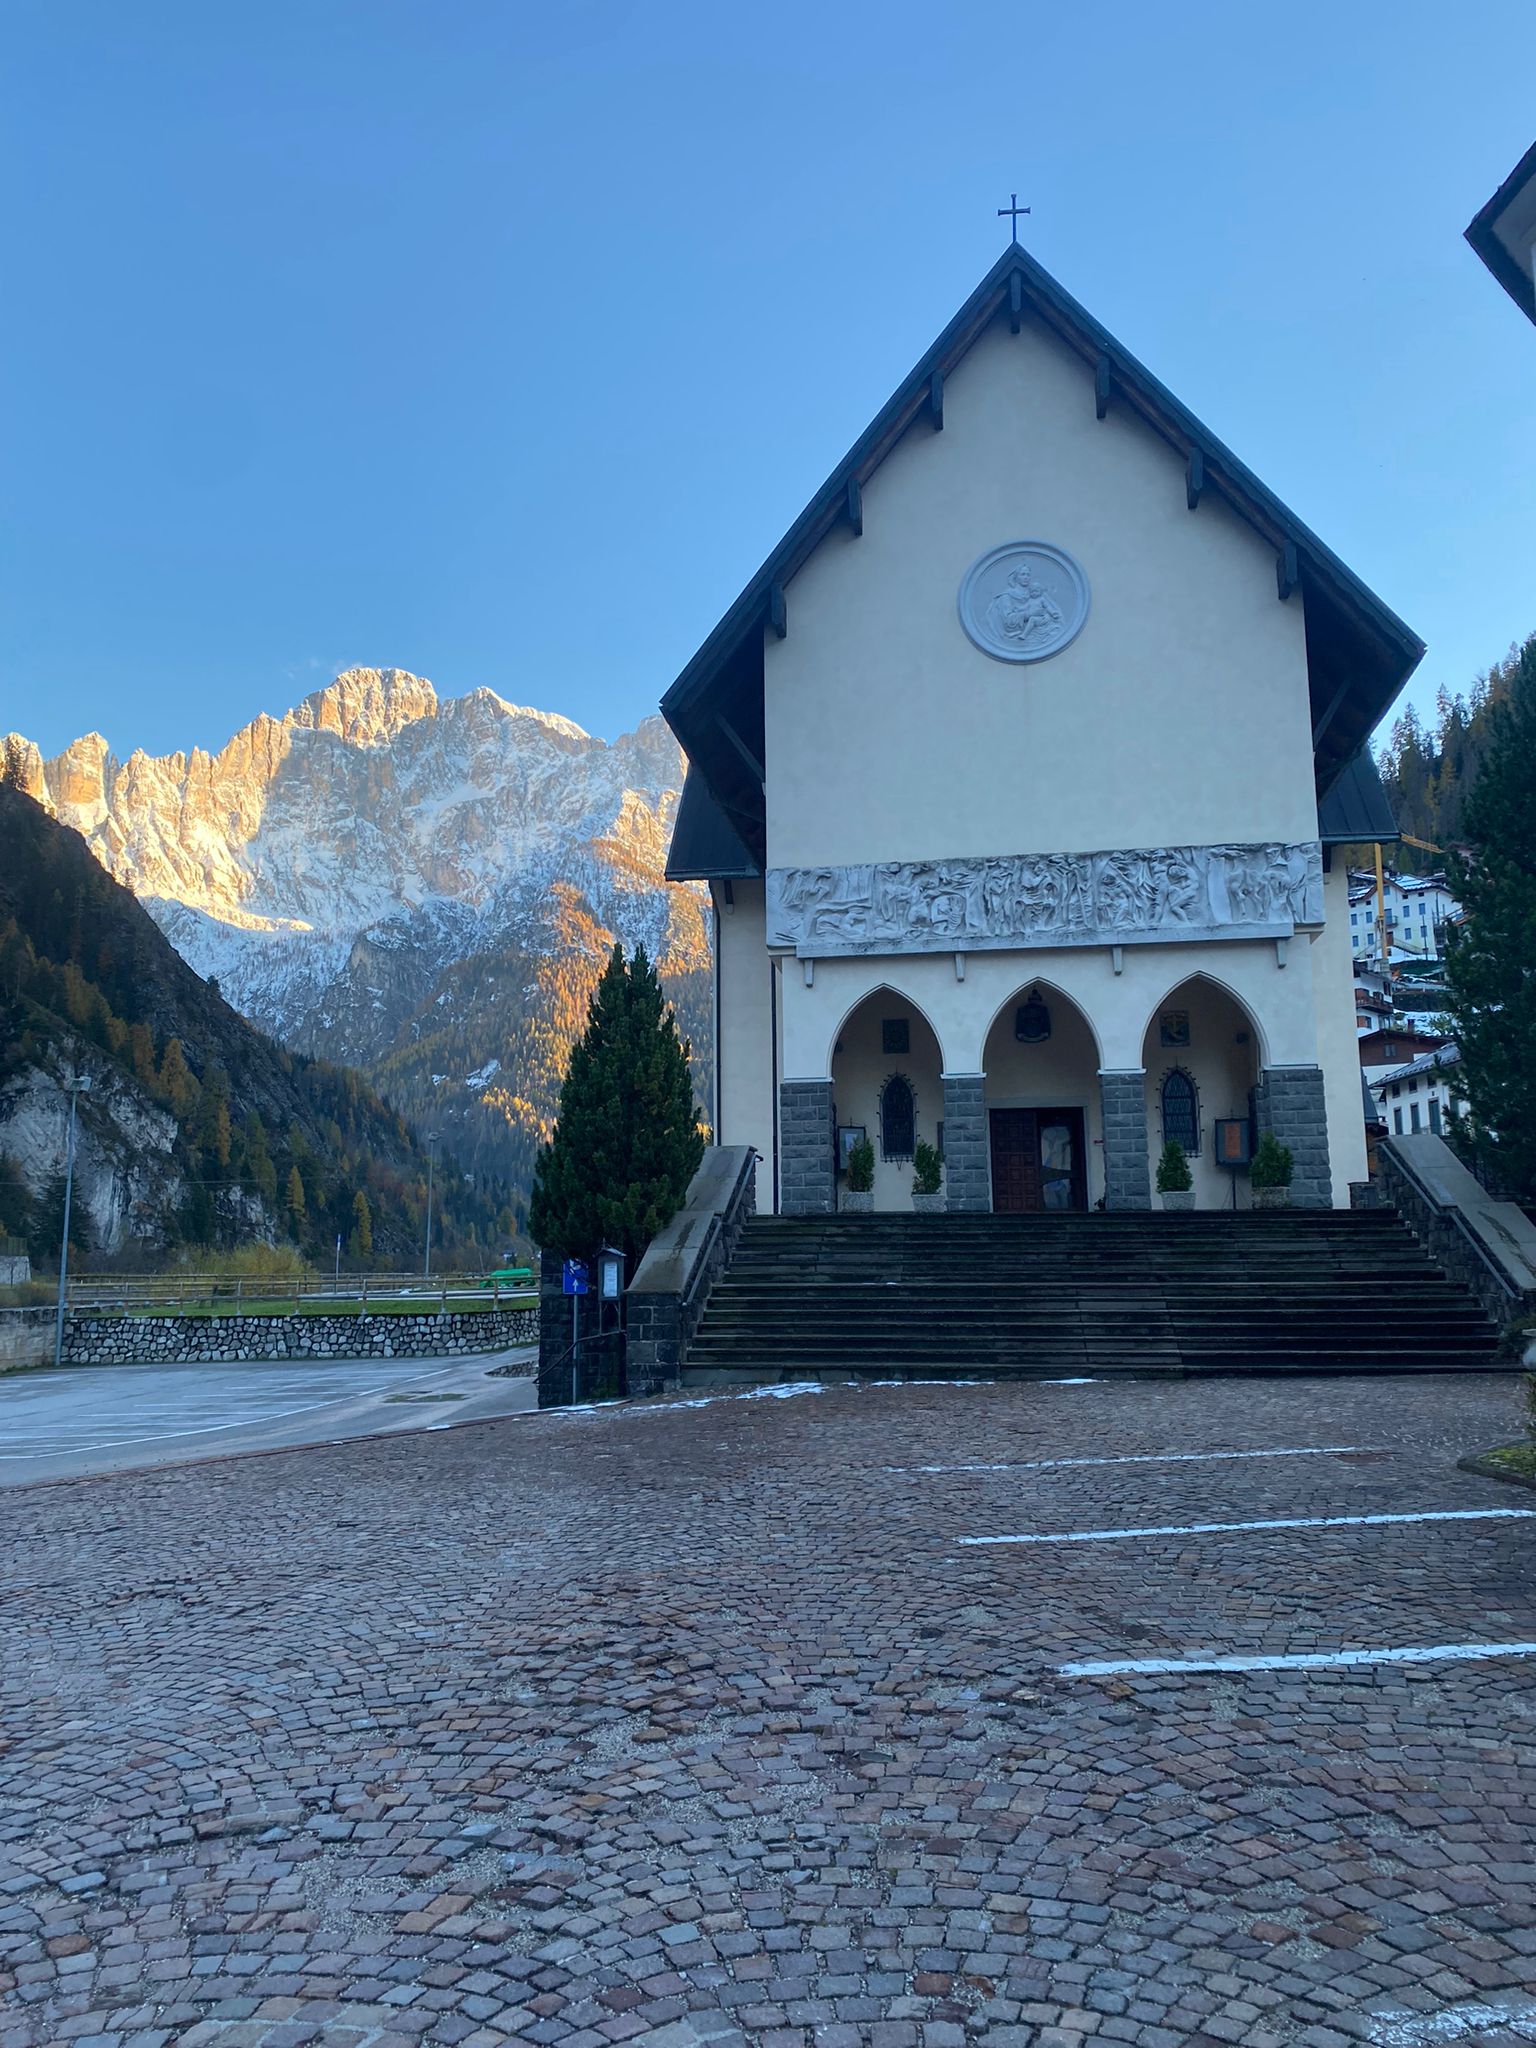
[
  {"left": 1466, "top": 138, "right": 1536, "bottom": 326},
  {"left": 1317, "top": 751, "right": 1399, "bottom": 845},
  {"left": 661, "top": 241, "right": 1425, "bottom": 875},
  {"left": 665, "top": 767, "right": 762, "bottom": 883},
  {"left": 1372, "top": 1041, "right": 1462, "bottom": 1090}
]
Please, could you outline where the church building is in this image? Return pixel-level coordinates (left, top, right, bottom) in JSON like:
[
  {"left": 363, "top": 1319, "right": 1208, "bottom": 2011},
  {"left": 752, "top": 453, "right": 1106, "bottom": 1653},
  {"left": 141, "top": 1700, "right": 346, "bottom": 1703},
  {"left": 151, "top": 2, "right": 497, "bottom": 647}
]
[{"left": 662, "top": 240, "right": 1420, "bottom": 1214}]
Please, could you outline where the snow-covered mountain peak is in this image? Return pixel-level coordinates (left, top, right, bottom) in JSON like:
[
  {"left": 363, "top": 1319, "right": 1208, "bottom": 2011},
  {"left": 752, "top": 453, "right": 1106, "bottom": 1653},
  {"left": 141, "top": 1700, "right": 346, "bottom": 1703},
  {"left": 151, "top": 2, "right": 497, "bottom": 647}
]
[
  {"left": 10, "top": 668, "right": 710, "bottom": 1199},
  {"left": 289, "top": 667, "right": 439, "bottom": 748}
]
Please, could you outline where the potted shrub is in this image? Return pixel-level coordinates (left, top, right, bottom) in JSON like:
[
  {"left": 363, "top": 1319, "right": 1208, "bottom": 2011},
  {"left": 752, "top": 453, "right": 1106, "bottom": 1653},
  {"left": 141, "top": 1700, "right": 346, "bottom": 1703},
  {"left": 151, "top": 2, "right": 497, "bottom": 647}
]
[
  {"left": 911, "top": 1139, "right": 944, "bottom": 1215},
  {"left": 843, "top": 1136, "right": 875, "bottom": 1214},
  {"left": 1250, "top": 1132, "right": 1294, "bottom": 1209},
  {"left": 1156, "top": 1140, "right": 1194, "bottom": 1211}
]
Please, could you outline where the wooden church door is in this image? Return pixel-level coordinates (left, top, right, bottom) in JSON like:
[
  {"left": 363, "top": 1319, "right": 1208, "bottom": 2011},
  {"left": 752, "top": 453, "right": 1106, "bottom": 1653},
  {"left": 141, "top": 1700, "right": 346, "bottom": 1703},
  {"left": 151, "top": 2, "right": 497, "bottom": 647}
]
[{"left": 988, "top": 1108, "right": 1086, "bottom": 1213}]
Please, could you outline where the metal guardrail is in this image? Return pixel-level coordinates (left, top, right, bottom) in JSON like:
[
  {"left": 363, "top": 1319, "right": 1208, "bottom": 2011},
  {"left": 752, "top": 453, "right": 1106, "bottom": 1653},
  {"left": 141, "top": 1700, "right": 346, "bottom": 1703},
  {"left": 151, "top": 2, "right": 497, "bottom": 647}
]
[{"left": 55, "top": 1272, "right": 537, "bottom": 1318}]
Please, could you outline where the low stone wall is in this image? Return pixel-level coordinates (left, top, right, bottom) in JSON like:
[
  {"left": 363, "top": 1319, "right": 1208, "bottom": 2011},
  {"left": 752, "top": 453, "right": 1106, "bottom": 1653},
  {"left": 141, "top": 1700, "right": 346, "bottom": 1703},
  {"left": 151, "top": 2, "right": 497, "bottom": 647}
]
[
  {"left": 0, "top": 1307, "right": 56, "bottom": 1372},
  {"left": 1380, "top": 1132, "right": 1536, "bottom": 1337},
  {"left": 60, "top": 1305, "right": 539, "bottom": 1366}
]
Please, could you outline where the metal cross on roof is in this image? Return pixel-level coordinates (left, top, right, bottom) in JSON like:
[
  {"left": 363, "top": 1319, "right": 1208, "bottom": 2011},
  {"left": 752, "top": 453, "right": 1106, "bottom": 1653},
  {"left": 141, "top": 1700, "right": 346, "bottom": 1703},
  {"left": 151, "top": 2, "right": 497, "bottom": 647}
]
[{"left": 998, "top": 192, "right": 1030, "bottom": 241}]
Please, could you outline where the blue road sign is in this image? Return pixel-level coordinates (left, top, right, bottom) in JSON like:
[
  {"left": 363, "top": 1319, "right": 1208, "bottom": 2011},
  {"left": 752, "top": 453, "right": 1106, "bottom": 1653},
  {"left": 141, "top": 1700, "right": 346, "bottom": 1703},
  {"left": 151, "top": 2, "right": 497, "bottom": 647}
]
[{"left": 562, "top": 1259, "right": 590, "bottom": 1296}]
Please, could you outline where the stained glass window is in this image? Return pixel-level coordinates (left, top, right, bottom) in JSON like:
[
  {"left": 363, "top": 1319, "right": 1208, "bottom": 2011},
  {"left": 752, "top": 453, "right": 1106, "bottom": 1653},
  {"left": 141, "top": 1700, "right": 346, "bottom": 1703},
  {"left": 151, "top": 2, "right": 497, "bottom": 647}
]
[
  {"left": 1161, "top": 1069, "right": 1199, "bottom": 1156},
  {"left": 880, "top": 1074, "right": 915, "bottom": 1161},
  {"left": 882, "top": 1018, "right": 910, "bottom": 1055}
]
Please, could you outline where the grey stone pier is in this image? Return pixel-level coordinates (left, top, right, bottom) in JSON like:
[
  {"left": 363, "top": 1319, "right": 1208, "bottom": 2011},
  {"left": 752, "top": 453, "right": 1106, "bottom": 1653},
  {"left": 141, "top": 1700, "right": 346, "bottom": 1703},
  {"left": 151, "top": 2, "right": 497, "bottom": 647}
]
[
  {"left": 942, "top": 1074, "right": 990, "bottom": 1212},
  {"left": 779, "top": 1079, "right": 835, "bottom": 1216},
  {"left": 1100, "top": 1069, "right": 1152, "bottom": 1210},
  {"left": 1256, "top": 1064, "right": 1332, "bottom": 1208}
]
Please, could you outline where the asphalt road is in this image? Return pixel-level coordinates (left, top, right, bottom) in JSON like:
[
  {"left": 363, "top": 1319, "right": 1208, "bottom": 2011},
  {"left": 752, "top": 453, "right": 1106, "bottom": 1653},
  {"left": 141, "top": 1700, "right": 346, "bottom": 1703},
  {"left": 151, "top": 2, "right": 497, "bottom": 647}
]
[{"left": 0, "top": 1350, "right": 537, "bottom": 1486}]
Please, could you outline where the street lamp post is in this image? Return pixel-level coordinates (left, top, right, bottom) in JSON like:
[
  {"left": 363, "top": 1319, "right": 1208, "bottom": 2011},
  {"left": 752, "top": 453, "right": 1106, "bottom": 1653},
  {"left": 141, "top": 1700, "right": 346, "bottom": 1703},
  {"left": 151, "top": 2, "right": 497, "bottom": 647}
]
[
  {"left": 423, "top": 1132, "right": 439, "bottom": 1284},
  {"left": 53, "top": 1074, "right": 92, "bottom": 1369}
]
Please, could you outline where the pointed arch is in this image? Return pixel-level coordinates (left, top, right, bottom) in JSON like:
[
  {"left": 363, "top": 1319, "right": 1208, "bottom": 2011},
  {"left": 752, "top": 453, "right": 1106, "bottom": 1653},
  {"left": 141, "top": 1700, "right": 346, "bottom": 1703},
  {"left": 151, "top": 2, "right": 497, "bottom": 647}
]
[
  {"left": 1139, "top": 968, "right": 1270, "bottom": 1069},
  {"left": 978, "top": 977, "right": 1105, "bottom": 1072},
  {"left": 825, "top": 981, "right": 948, "bottom": 1078}
]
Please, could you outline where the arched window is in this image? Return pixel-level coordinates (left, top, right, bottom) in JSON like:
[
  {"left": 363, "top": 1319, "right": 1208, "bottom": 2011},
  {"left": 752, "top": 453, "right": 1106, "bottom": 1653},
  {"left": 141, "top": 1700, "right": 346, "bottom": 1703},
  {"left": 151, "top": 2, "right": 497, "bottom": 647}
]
[
  {"left": 880, "top": 1074, "right": 915, "bottom": 1161},
  {"left": 1161, "top": 1068, "right": 1199, "bottom": 1156}
]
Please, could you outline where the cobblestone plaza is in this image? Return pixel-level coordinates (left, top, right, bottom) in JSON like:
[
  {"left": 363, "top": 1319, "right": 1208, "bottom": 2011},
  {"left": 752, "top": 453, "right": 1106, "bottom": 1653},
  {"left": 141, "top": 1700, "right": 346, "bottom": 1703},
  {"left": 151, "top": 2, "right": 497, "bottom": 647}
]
[{"left": 3, "top": 1376, "right": 1534, "bottom": 2048}]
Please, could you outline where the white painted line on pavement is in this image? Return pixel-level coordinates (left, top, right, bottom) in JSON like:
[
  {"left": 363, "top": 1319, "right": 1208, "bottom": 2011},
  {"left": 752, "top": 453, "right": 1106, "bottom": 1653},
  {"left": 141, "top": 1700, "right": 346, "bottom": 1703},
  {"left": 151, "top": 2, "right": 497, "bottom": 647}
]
[
  {"left": 1061, "top": 1640, "right": 1536, "bottom": 1678},
  {"left": 960, "top": 1507, "right": 1536, "bottom": 1547},
  {"left": 1040, "top": 1377, "right": 1096, "bottom": 1385},
  {"left": 1364, "top": 1997, "right": 1536, "bottom": 2045},
  {"left": 889, "top": 1444, "right": 1372, "bottom": 1475}
]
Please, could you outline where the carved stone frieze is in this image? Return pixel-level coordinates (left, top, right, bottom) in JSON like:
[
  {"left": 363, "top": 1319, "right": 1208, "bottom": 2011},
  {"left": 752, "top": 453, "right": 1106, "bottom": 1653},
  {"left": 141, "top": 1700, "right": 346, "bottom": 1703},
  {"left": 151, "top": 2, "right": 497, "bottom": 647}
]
[{"left": 766, "top": 841, "right": 1324, "bottom": 958}]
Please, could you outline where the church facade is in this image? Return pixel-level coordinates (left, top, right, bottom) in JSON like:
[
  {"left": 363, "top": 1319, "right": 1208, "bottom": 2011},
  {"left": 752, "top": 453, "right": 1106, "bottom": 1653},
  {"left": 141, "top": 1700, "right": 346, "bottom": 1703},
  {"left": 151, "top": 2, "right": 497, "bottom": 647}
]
[{"left": 663, "top": 244, "right": 1421, "bottom": 1214}]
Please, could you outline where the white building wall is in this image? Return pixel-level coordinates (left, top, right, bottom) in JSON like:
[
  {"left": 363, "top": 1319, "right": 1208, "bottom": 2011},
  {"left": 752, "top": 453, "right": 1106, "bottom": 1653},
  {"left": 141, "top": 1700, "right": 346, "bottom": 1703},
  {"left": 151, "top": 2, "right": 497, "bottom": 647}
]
[
  {"left": 777, "top": 939, "right": 1318, "bottom": 1082},
  {"left": 712, "top": 880, "right": 776, "bottom": 1173},
  {"left": 1314, "top": 861, "right": 1370, "bottom": 1202},
  {"left": 763, "top": 314, "right": 1316, "bottom": 871}
]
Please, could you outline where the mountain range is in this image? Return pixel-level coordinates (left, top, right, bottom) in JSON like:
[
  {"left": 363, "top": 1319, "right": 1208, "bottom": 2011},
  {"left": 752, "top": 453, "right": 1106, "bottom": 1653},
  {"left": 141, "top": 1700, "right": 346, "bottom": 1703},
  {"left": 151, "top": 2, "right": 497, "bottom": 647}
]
[{"left": 2, "top": 670, "right": 711, "bottom": 1219}]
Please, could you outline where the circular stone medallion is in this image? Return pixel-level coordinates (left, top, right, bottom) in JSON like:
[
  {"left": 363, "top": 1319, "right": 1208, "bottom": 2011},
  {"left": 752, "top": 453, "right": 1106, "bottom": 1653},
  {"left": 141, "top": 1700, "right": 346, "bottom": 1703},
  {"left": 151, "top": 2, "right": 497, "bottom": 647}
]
[{"left": 957, "top": 541, "right": 1090, "bottom": 663}]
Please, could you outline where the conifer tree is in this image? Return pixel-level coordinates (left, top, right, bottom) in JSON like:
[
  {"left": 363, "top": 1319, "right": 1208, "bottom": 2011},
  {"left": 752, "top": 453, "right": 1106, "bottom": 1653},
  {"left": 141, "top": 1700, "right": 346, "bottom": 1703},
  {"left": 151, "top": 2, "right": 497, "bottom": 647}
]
[
  {"left": 349, "top": 1189, "right": 373, "bottom": 1261},
  {"left": 1443, "top": 639, "right": 1536, "bottom": 1201},
  {"left": 528, "top": 943, "right": 704, "bottom": 1273},
  {"left": 157, "top": 1037, "right": 199, "bottom": 1121},
  {"left": 285, "top": 1164, "right": 307, "bottom": 1233}
]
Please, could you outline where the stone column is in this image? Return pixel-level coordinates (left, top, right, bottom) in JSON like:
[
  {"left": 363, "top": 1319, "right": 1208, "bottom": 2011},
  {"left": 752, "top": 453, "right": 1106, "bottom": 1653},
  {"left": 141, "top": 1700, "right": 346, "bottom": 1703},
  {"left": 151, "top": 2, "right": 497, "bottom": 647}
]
[
  {"left": 942, "top": 1074, "right": 990, "bottom": 1212},
  {"left": 1256, "top": 1065, "right": 1332, "bottom": 1208},
  {"left": 779, "top": 1079, "right": 835, "bottom": 1215},
  {"left": 1099, "top": 1069, "right": 1151, "bottom": 1211}
]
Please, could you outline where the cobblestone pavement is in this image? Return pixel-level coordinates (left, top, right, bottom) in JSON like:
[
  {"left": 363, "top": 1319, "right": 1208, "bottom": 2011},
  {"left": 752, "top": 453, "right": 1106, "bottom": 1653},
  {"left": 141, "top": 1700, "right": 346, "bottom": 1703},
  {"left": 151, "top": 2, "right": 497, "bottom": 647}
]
[{"left": 3, "top": 1374, "right": 1535, "bottom": 2048}]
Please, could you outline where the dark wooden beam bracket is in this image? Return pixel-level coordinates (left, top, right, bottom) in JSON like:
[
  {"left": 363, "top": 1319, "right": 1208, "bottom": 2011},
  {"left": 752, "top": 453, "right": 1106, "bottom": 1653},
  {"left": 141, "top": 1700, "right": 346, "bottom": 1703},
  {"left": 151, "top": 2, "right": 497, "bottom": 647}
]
[
  {"left": 1095, "top": 353, "right": 1112, "bottom": 420},
  {"left": 1276, "top": 540, "right": 1300, "bottom": 602},
  {"left": 846, "top": 475, "right": 863, "bottom": 537},
  {"left": 1009, "top": 272, "right": 1024, "bottom": 333},
  {"left": 767, "top": 582, "right": 787, "bottom": 639},
  {"left": 929, "top": 370, "right": 944, "bottom": 431},
  {"left": 1186, "top": 447, "right": 1204, "bottom": 510},
  {"left": 717, "top": 714, "right": 765, "bottom": 786}
]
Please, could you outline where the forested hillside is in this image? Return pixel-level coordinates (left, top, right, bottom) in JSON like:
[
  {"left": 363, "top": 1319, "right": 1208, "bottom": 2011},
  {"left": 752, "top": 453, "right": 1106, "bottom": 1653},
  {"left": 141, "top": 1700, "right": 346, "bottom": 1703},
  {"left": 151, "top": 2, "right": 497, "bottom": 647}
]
[
  {"left": 0, "top": 783, "right": 509, "bottom": 1265},
  {"left": 1376, "top": 632, "right": 1534, "bottom": 851}
]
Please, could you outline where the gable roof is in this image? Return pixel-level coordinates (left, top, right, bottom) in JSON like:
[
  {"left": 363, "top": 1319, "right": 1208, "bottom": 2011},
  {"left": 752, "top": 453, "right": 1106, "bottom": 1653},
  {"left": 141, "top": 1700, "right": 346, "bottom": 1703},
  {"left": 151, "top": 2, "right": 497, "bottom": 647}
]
[
  {"left": 661, "top": 242, "right": 1424, "bottom": 874},
  {"left": 1465, "top": 138, "right": 1536, "bottom": 326},
  {"left": 666, "top": 766, "right": 761, "bottom": 882},
  {"left": 1317, "top": 751, "right": 1399, "bottom": 846}
]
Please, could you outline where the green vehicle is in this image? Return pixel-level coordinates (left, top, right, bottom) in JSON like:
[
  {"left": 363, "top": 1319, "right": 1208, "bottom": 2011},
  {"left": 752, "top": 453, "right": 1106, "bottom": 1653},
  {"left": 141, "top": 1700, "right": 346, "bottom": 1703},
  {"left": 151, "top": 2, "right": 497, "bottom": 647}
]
[{"left": 479, "top": 1265, "right": 534, "bottom": 1290}]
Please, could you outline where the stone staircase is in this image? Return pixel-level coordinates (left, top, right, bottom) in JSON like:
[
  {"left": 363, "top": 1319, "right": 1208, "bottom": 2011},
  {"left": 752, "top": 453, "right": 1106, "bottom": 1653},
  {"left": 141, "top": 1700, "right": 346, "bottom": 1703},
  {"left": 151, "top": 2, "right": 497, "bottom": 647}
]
[{"left": 682, "top": 1210, "right": 1508, "bottom": 1383}]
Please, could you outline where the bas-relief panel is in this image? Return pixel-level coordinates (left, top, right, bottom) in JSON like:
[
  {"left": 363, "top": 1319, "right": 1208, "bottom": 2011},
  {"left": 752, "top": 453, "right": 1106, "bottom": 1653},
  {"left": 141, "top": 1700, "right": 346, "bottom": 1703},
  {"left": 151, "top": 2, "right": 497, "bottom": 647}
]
[{"left": 765, "top": 841, "right": 1324, "bottom": 959}]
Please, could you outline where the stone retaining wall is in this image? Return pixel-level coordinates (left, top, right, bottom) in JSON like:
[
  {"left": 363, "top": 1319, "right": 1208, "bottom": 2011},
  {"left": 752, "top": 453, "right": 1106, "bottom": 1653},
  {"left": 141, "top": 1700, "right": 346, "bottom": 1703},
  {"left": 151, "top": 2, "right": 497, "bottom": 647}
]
[
  {"left": 0, "top": 1307, "right": 56, "bottom": 1372},
  {"left": 60, "top": 1305, "right": 539, "bottom": 1366}
]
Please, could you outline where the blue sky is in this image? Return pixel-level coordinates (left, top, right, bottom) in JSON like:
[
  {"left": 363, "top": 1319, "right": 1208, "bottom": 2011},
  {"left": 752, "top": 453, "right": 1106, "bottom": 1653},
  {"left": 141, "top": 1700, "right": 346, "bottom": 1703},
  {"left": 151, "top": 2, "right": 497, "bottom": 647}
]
[{"left": 5, "top": 0, "right": 1534, "bottom": 761}]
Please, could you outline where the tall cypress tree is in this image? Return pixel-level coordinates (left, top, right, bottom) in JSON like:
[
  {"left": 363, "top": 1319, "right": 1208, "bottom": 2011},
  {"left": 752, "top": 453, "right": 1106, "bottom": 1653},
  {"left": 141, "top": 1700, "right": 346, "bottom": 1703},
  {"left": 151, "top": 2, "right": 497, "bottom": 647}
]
[
  {"left": 528, "top": 943, "right": 704, "bottom": 1272},
  {"left": 1443, "top": 639, "right": 1536, "bottom": 1200}
]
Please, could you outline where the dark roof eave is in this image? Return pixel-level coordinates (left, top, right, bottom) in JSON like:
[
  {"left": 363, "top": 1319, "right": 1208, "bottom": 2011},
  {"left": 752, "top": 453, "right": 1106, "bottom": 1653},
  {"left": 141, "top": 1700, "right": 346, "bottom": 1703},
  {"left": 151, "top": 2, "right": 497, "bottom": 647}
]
[{"left": 1465, "top": 139, "right": 1536, "bottom": 325}]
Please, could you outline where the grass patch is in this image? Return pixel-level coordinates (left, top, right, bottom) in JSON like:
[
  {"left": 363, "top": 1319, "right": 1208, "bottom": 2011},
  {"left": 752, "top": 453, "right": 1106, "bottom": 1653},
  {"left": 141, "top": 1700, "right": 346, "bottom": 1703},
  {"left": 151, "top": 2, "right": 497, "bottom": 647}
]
[
  {"left": 1458, "top": 1440, "right": 1536, "bottom": 1493},
  {"left": 1476, "top": 1441, "right": 1536, "bottom": 1480}
]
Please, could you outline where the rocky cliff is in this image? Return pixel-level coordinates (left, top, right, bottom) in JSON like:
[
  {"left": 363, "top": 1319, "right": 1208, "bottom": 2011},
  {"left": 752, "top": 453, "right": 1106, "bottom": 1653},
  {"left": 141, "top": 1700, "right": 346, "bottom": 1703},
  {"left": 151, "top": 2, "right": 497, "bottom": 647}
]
[{"left": 3, "top": 670, "right": 711, "bottom": 1206}]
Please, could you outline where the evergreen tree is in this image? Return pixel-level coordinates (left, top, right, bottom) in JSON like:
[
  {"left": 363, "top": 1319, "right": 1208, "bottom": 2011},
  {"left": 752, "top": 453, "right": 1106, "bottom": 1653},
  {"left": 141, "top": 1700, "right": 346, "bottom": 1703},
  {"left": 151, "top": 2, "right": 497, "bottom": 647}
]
[
  {"left": 157, "top": 1037, "right": 199, "bottom": 1121},
  {"left": 285, "top": 1163, "right": 307, "bottom": 1233},
  {"left": 0, "top": 1153, "right": 33, "bottom": 1242},
  {"left": 349, "top": 1189, "right": 373, "bottom": 1261},
  {"left": 528, "top": 943, "right": 704, "bottom": 1273},
  {"left": 1443, "top": 639, "right": 1536, "bottom": 1200}
]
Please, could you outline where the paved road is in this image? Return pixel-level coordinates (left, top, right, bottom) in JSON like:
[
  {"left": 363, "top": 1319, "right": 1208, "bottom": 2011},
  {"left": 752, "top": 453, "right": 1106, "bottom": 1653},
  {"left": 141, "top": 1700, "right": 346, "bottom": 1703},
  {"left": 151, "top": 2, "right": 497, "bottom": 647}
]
[
  {"left": 2, "top": 1374, "right": 1535, "bottom": 2048},
  {"left": 0, "top": 1351, "right": 536, "bottom": 1486}
]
